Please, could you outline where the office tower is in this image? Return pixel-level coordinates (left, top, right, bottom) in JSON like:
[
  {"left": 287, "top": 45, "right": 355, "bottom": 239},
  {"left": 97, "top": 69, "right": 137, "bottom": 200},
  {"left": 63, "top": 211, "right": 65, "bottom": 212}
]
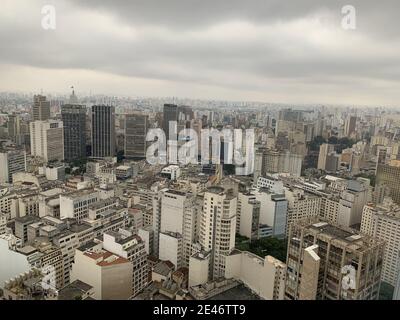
[
  {"left": 236, "top": 192, "right": 260, "bottom": 240},
  {"left": 344, "top": 115, "right": 357, "bottom": 137},
  {"left": 376, "top": 163, "right": 400, "bottom": 204},
  {"left": 285, "top": 219, "right": 384, "bottom": 300},
  {"left": 163, "top": 104, "right": 178, "bottom": 139},
  {"left": 103, "top": 231, "right": 148, "bottom": 297},
  {"left": 61, "top": 104, "right": 87, "bottom": 162},
  {"left": 125, "top": 114, "right": 148, "bottom": 159},
  {"left": 32, "top": 95, "right": 51, "bottom": 121},
  {"left": 71, "top": 241, "right": 133, "bottom": 300},
  {"left": 317, "top": 143, "right": 335, "bottom": 170},
  {"left": 30, "top": 120, "right": 64, "bottom": 162},
  {"left": 200, "top": 186, "right": 237, "bottom": 279},
  {"left": 159, "top": 189, "right": 197, "bottom": 267},
  {"left": 361, "top": 199, "right": 400, "bottom": 286},
  {"left": 91, "top": 105, "right": 115, "bottom": 158},
  {"left": 0, "top": 148, "right": 27, "bottom": 183}
]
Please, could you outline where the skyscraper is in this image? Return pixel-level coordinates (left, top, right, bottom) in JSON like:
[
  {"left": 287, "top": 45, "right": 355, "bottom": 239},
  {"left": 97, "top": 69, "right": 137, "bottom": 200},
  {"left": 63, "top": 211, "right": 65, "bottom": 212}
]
[
  {"left": 30, "top": 120, "right": 64, "bottom": 162},
  {"left": 61, "top": 104, "right": 87, "bottom": 162},
  {"left": 199, "top": 186, "right": 237, "bottom": 279},
  {"left": 344, "top": 115, "right": 357, "bottom": 137},
  {"left": 317, "top": 143, "right": 335, "bottom": 171},
  {"left": 32, "top": 95, "right": 51, "bottom": 121},
  {"left": 125, "top": 113, "right": 148, "bottom": 159},
  {"left": 91, "top": 105, "right": 115, "bottom": 158},
  {"left": 163, "top": 104, "right": 179, "bottom": 139}
]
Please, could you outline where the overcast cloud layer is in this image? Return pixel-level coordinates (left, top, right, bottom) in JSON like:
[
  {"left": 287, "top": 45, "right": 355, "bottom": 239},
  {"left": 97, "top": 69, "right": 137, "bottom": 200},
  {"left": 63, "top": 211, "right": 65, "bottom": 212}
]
[{"left": 0, "top": 0, "right": 399, "bottom": 106}]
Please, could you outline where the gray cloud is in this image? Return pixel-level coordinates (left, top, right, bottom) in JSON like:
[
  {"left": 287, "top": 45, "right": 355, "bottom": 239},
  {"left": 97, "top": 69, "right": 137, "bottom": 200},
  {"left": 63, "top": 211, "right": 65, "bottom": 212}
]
[{"left": 0, "top": 0, "right": 399, "bottom": 106}]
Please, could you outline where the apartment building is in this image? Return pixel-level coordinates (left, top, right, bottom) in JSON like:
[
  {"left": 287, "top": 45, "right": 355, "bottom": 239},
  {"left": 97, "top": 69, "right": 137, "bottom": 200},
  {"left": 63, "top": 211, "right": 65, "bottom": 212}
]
[
  {"left": 285, "top": 219, "right": 384, "bottom": 300},
  {"left": 361, "top": 198, "right": 400, "bottom": 286}
]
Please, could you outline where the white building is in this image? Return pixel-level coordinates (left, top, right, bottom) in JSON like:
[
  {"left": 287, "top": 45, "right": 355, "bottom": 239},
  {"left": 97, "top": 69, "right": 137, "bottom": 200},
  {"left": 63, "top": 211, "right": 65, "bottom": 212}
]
[
  {"left": 59, "top": 189, "right": 99, "bottom": 222},
  {"left": 71, "top": 242, "right": 133, "bottom": 300},
  {"left": 159, "top": 189, "right": 197, "bottom": 267},
  {"left": 103, "top": 231, "right": 148, "bottom": 297},
  {"left": 225, "top": 251, "right": 286, "bottom": 300},
  {"left": 236, "top": 192, "right": 260, "bottom": 240},
  {"left": 255, "top": 175, "right": 284, "bottom": 193},
  {"left": 189, "top": 250, "right": 211, "bottom": 287},
  {"left": 254, "top": 190, "right": 288, "bottom": 238},
  {"left": 159, "top": 231, "right": 183, "bottom": 269},
  {"left": 161, "top": 165, "right": 181, "bottom": 180},
  {"left": 361, "top": 198, "right": 400, "bottom": 286},
  {"left": 338, "top": 180, "right": 369, "bottom": 227},
  {"left": 30, "top": 120, "right": 64, "bottom": 162},
  {"left": 200, "top": 186, "right": 237, "bottom": 279},
  {"left": 285, "top": 187, "right": 321, "bottom": 236},
  {"left": 138, "top": 226, "right": 153, "bottom": 255},
  {"left": 38, "top": 164, "right": 65, "bottom": 181}
]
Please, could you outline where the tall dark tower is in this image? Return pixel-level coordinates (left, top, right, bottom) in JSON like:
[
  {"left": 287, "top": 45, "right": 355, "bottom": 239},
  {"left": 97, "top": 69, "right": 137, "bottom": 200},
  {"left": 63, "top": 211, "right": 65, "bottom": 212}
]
[
  {"left": 61, "top": 90, "right": 87, "bottom": 162},
  {"left": 162, "top": 104, "right": 179, "bottom": 139},
  {"left": 91, "top": 105, "right": 116, "bottom": 158}
]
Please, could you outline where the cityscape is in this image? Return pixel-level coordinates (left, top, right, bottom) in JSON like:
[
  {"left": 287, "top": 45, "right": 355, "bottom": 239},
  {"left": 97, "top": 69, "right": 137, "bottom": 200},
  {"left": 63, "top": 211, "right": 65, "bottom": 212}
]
[{"left": 0, "top": 0, "right": 400, "bottom": 308}]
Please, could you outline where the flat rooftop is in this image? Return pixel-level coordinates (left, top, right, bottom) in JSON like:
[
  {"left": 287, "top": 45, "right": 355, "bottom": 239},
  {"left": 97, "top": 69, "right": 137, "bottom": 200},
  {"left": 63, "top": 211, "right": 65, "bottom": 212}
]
[{"left": 209, "top": 284, "right": 261, "bottom": 300}]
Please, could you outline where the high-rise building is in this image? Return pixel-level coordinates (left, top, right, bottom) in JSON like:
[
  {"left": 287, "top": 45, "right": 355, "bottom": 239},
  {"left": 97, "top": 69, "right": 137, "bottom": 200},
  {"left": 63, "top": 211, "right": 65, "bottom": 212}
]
[
  {"left": 337, "top": 179, "right": 369, "bottom": 227},
  {"left": 376, "top": 163, "right": 400, "bottom": 204},
  {"left": 285, "top": 219, "right": 384, "bottom": 300},
  {"left": 125, "top": 114, "right": 148, "bottom": 159},
  {"left": 163, "top": 104, "right": 179, "bottom": 140},
  {"left": 200, "top": 186, "right": 237, "bottom": 279},
  {"left": 254, "top": 189, "right": 288, "bottom": 238},
  {"left": 285, "top": 188, "right": 321, "bottom": 236},
  {"left": 236, "top": 192, "right": 260, "bottom": 240},
  {"left": 159, "top": 189, "right": 197, "bottom": 267},
  {"left": 91, "top": 105, "right": 115, "bottom": 158},
  {"left": 32, "top": 95, "right": 51, "bottom": 121},
  {"left": 361, "top": 198, "right": 400, "bottom": 286},
  {"left": 30, "top": 120, "right": 64, "bottom": 162},
  {"left": 317, "top": 143, "right": 335, "bottom": 171},
  {"left": 0, "top": 148, "right": 27, "bottom": 183},
  {"left": 61, "top": 104, "right": 87, "bottom": 162},
  {"left": 259, "top": 149, "right": 303, "bottom": 177},
  {"left": 344, "top": 115, "right": 357, "bottom": 137}
]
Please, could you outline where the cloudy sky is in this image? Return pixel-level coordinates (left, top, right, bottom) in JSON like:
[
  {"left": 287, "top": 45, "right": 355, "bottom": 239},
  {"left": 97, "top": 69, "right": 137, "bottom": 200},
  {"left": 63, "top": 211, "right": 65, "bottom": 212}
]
[{"left": 0, "top": 0, "right": 399, "bottom": 106}]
